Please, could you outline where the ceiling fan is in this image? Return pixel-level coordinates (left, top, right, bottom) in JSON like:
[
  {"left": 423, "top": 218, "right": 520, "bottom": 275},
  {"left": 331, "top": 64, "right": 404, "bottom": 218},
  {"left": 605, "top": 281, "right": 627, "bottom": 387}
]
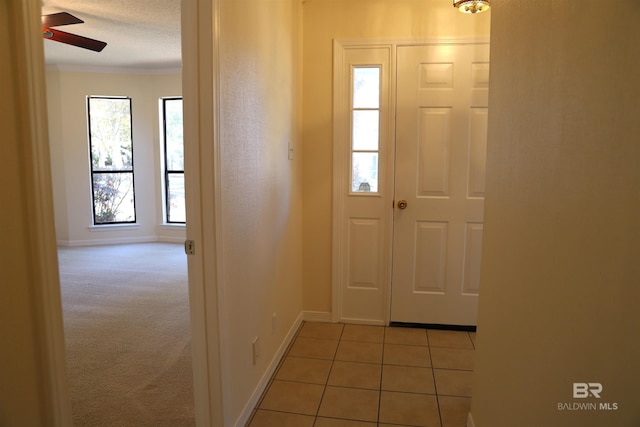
[{"left": 42, "top": 12, "right": 107, "bottom": 52}]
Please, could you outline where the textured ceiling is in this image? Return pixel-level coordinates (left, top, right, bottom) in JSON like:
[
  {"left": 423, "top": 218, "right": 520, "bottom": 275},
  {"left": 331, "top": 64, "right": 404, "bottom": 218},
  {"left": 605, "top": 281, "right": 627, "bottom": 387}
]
[{"left": 42, "top": 0, "right": 181, "bottom": 71}]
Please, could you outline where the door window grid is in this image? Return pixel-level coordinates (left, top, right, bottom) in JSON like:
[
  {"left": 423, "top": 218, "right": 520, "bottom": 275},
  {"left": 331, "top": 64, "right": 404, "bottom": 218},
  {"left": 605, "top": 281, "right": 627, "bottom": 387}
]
[
  {"left": 161, "top": 98, "right": 185, "bottom": 224},
  {"left": 351, "top": 66, "right": 381, "bottom": 193},
  {"left": 87, "top": 96, "right": 136, "bottom": 225}
]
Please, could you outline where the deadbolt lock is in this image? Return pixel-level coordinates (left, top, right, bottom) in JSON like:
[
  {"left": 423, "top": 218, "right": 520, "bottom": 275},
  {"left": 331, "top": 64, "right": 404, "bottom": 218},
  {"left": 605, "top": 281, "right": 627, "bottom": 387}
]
[{"left": 397, "top": 200, "right": 408, "bottom": 209}]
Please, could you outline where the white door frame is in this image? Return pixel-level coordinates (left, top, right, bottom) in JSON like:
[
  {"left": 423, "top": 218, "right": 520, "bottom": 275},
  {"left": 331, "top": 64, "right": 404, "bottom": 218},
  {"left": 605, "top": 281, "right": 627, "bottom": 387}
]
[
  {"left": 181, "top": 0, "right": 225, "bottom": 425},
  {"left": 9, "top": 1, "right": 73, "bottom": 424},
  {"left": 27, "top": 0, "right": 226, "bottom": 425},
  {"left": 332, "top": 37, "right": 490, "bottom": 326}
]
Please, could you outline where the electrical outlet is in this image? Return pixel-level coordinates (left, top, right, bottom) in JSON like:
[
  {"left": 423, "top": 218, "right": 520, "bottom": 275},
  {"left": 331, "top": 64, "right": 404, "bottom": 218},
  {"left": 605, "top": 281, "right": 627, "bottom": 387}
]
[{"left": 252, "top": 336, "right": 259, "bottom": 365}]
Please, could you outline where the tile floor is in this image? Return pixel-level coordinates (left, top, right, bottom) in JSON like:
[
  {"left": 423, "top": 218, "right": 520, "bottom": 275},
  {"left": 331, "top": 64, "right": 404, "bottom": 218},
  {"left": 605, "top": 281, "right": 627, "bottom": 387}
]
[{"left": 247, "top": 322, "right": 476, "bottom": 427}]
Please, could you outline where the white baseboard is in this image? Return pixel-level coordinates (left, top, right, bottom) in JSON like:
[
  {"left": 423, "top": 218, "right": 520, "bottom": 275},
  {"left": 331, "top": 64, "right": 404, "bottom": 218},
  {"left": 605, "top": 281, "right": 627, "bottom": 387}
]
[
  {"left": 302, "top": 311, "right": 333, "bottom": 322},
  {"left": 57, "top": 236, "right": 185, "bottom": 246},
  {"left": 467, "top": 412, "right": 476, "bottom": 427},
  {"left": 234, "top": 312, "right": 304, "bottom": 427},
  {"left": 302, "top": 312, "right": 387, "bottom": 325},
  {"left": 156, "top": 236, "right": 186, "bottom": 243},
  {"left": 57, "top": 236, "right": 157, "bottom": 247},
  {"left": 340, "top": 317, "right": 386, "bottom": 326}
]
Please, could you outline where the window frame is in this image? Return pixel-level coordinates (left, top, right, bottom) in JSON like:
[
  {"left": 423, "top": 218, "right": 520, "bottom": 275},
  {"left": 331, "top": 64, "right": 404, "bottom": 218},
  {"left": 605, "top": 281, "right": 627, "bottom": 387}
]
[
  {"left": 87, "top": 95, "right": 137, "bottom": 225},
  {"left": 350, "top": 65, "right": 382, "bottom": 194},
  {"left": 161, "top": 97, "right": 186, "bottom": 224}
]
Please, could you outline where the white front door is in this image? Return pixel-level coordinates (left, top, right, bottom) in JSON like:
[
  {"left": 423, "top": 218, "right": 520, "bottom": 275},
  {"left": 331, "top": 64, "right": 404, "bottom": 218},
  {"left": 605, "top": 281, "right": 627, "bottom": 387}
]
[{"left": 390, "top": 43, "right": 489, "bottom": 326}]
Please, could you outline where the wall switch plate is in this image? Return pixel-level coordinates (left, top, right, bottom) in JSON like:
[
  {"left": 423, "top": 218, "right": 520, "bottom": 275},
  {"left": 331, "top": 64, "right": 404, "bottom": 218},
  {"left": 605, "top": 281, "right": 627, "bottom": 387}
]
[
  {"left": 252, "top": 336, "right": 259, "bottom": 365},
  {"left": 272, "top": 312, "right": 278, "bottom": 334},
  {"left": 288, "top": 142, "right": 294, "bottom": 160}
]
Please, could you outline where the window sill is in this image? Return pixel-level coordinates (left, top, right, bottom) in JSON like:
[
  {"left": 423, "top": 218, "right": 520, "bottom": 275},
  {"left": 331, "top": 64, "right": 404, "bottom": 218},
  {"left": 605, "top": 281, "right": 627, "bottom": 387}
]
[
  {"left": 159, "top": 223, "right": 186, "bottom": 229},
  {"left": 88, "top": 224, "right": 140, "bottom": 232}
]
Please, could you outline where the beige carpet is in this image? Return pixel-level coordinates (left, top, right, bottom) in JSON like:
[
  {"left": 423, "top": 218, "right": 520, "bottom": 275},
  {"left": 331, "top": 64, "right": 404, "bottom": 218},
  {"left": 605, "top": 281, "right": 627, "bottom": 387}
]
[{"left": 58, "top": 242, "right": 195, "bottom": 426}]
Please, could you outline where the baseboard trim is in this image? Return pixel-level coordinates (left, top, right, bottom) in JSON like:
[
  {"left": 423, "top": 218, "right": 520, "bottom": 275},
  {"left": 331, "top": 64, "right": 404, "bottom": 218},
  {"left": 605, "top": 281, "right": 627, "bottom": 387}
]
[
  {"left": 234, "top": 312, "right": 304, "bottom": 427},
  {"left": 340, "top": 317, "right": 386, "bottom": 326},
  {"left": 302, "top": 311, "right": 333, "bottom": 323},
  {"left": 57, "top": 236, "right": 159, "bottom": 247},
  {"left": 156, "top": 236, "right": 186, "bottom": 244},
  {"left": 467, "top": 412, "right": 476, "bottom": 427},
  {"left": 302, "top": 312, "right": 386, "bottom": 325}
]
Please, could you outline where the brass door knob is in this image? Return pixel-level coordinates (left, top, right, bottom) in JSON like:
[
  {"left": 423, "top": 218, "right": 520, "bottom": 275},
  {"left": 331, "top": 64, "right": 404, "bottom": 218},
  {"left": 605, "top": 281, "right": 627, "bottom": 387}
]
[{"left": 397, "top": 200, "right": 408, "bottom": 209}]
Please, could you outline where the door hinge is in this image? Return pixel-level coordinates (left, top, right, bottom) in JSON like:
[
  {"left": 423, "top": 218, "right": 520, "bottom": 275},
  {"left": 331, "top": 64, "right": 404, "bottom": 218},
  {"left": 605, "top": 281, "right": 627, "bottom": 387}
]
[{"left": 184, "top": 239, "right": 195, "bottom": 255}]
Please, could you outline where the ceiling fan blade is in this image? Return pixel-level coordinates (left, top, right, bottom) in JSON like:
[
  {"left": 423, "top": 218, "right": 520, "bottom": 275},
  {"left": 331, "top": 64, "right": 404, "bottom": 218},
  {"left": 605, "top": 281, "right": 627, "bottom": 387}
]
[
  {"left": 42, "top": 12, "right": 83, "bottom": 28},
  {"left": 44, "top": 28, "right": 107, "bottom": 52}
]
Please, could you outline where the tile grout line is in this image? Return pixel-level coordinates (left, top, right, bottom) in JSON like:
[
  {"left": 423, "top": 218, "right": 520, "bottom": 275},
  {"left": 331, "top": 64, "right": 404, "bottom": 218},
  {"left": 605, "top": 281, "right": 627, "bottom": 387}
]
[
  {"left": 427, "top": 328, "right": 445, "bottom": 427},
  {"left": 311, "top": 322, "right": 344, "bottom": 425},
  {"left": 249, "top": 323, "right": 473, "bottom": 426},
  {"left": 376, "top": 325, "right": 387, "bottom": 425}
]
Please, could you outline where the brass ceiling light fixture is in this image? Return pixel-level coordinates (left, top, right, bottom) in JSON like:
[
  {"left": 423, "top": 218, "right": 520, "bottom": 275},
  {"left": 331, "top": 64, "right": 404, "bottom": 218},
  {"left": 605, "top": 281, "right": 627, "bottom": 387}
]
[{"left": 453, "top": 0, "right": 490, "bottom": 14}]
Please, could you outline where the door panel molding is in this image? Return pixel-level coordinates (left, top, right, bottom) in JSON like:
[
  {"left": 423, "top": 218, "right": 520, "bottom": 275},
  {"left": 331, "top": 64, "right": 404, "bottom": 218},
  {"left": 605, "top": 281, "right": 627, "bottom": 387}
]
[
  {"left": 332, "top": 41, "right": 394, "bottom": 325},
  {"left": 391, "top": 42, "right": 489, "bottom": 326},
  {"left": 333, "top": 38, "right": 489, "bottom": 326}
]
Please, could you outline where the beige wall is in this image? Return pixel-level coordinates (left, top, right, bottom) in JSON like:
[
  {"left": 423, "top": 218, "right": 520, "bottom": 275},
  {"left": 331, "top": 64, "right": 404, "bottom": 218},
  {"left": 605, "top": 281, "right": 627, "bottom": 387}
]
[
  {"left": 471, "top": 1, "right": 640, "bottom": 426},
  {"left": 301, "top": 0, "right": 490, "bottom": 313},
  {"left": 217, "top": 0, "right": 303, "bottom": 423},
  {"left": 46, "top": 69, "right": 184, "bottom": 246}
]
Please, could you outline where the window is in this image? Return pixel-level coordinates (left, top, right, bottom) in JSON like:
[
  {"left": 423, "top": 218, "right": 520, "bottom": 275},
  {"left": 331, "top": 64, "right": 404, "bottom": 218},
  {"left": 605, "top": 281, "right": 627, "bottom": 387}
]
[
  {"left": 351, "top": 67, "right": 381, "bottom": 193},
  {"left": 87, "top": 96, "right": 136, "bottom": 224},
  {"left": 161, "top": 98, "right": 185, "bottom": 223}
]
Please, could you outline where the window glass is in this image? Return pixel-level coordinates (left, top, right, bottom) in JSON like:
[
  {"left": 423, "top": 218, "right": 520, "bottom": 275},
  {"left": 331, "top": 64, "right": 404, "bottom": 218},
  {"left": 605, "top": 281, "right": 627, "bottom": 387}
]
[
  {"left": 164, "top": 99, "right": 184, "bottom": 171},
  {"left": 352, "top": 110, "right": 379, "bottom": 151},
  {"left": 353, "top": 67, "right": 380, "bottom": 109},
  {"left": 92, "top": 173, "right": 135, "bottom": 223},
  {"left": 351, "top": 66, "right": 381, "bottom": 193},
  {"left": 166, "top": 173, "right": 185, "bottom": 223},
  {"left": 88, "top": 97, "right": 136, "bottom": 224},
  {"left": 352, "top": 152, "right": 379, "bottom": 193},
  {"left": 162, "top": 98, "right": 185, "bottom": 224}
]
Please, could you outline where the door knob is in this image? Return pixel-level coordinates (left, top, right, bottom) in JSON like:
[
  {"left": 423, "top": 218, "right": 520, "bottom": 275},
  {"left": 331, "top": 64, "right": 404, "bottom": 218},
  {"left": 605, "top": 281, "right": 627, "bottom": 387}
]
[{"left": 397, "top": 200, "right": 408, "bottom": 209}]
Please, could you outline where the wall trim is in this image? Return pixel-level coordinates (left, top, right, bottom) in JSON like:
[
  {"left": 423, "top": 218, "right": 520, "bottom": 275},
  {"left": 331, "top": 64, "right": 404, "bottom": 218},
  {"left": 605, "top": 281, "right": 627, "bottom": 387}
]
[
  {"left": 45, "top": 63, "right": 182, "bottom": 75},
  {"left": 334, "top": 36, "right": 490, "bottom": 47},
  {"left": 156, "top": 236, "right": 186, "bottom": 244},
  {"left": 57, "top": 236, "right": 157, "bottom": 247},
  {"left": 341, "top": 317, "right": 386, "bottom": 326},
  {"left": 88, "top": 224, "right": 141, "bottom": 232},
  {"left": 302, "top": 311, "right": 333, "bottom": 323},
  {"left": 234, "top": 312, "right": 304, "bottom": 427}
]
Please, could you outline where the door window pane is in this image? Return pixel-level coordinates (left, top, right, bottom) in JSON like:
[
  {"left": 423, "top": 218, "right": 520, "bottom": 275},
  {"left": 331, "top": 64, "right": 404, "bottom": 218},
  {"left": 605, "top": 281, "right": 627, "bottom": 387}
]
[
  {"left": 353, "top": 67, "right": 380, "bottom": 108},
  {"left": 352, "top": 110, "right": 379, "bottom": 151},
  {"left": 351, "top": 66, "right": 381, "bottom": 194},
  {"left": 352, "top": 152, "right": 379, "bottom": 193}
]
